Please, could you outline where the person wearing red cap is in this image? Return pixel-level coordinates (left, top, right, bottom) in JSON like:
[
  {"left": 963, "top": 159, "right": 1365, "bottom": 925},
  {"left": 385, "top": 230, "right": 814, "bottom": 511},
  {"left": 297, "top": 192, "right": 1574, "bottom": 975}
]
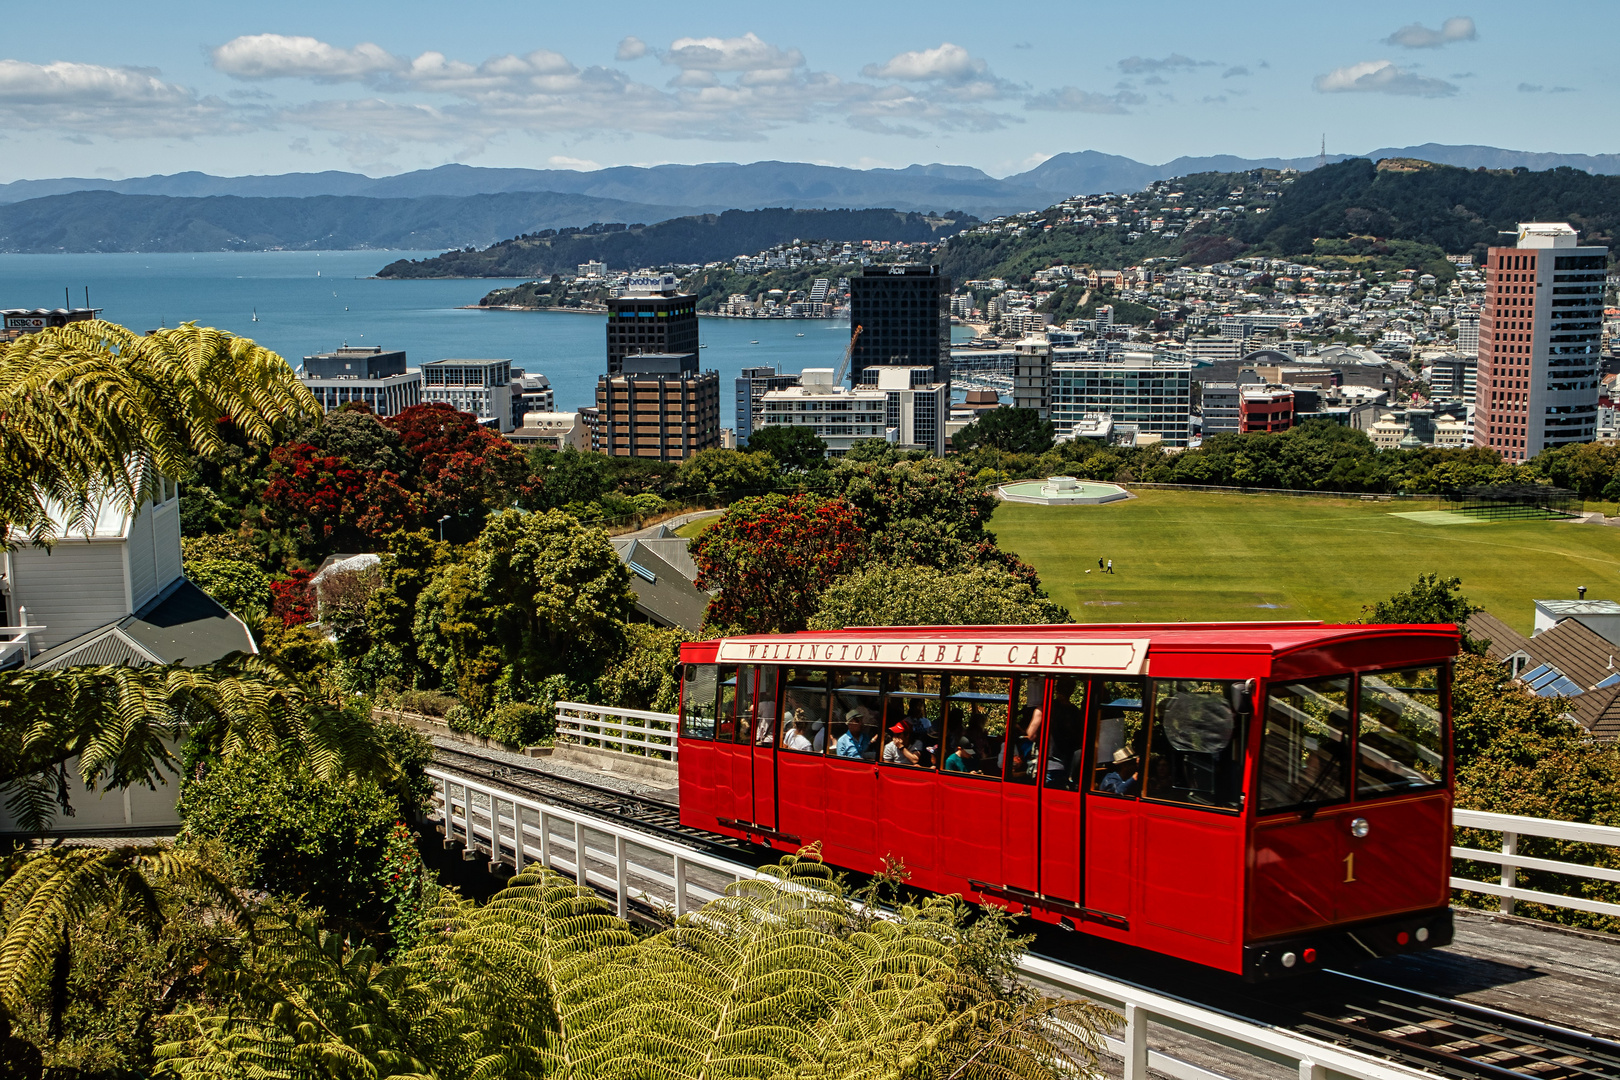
[{"left": 882, "top": 721, "right": 922, "bottom": 767}]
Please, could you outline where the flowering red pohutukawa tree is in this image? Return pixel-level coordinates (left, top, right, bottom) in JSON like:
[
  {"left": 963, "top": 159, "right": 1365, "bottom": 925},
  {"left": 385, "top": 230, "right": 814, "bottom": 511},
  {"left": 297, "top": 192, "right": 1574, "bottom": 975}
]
[
  {"left": 383, "top": 404, "right": 533, "bottom": 521},
  {"left": 691, "top": 493, "right": 866, "bottom": 634},
  {"left": 261, "top": 442, "right": 423, "bottom": 554}
]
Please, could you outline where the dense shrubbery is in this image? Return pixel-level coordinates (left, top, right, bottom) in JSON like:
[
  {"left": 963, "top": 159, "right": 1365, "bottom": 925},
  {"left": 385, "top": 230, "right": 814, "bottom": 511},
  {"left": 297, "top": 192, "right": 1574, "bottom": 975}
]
[
  {"left": 177, "top": 754, "right": 407, "bottom": 932},
  {"left": 957, "top": 420, "right": 1546, "bottom": 496}
]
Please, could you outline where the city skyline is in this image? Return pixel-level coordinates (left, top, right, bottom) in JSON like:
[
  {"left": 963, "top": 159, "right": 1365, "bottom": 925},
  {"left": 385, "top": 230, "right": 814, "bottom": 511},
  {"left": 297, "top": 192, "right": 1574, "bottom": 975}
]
[{"left": 2, "top": 1, "right": 1617, "bottom": 182}]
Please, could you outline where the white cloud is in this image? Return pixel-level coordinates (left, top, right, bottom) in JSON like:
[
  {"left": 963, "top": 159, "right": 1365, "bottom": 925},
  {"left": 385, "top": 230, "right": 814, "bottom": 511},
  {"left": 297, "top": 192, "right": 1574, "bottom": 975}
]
[
  {"left": 1385, "top": 16, "right": 1477, "bottom": 49},
  {"left": 1222, "top": 66, "right": 1249, "bottom": 78},
  {"left": 548, "top": 155, "right": 600, "bottom": 170},
  {"left": 210, "top": 34, "right": 402, "bottom": 81},
  {"left": 0, "top": 59, "right": 242, "bottom": 137},
  {"left": 1117, "top": 53, "right": 1215, "bottom": 74},
  {"left": 615, "top": 37, "right": 647, "bottom": 62},
  {"left": 206, "top": 32, "right": 1018, "bottom": 144},
  {"left": 863, "top": 43, "right": 981, "bottom": 82},
  {"left": 1025, "top": 86, "right": 1144, "bottom": 114},
  {"left": 664, "top": 32, "right": 802, "bottom": 72},
  {"left": 1313, "top": 60, "right": 1457, "bottom": 97}
]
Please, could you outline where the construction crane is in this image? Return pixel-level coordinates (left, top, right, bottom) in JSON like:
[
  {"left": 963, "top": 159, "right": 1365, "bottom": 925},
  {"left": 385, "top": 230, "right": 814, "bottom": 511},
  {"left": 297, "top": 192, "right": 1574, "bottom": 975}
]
[{"left": 836, "top": 324, "right": 863, "bottom": 386}]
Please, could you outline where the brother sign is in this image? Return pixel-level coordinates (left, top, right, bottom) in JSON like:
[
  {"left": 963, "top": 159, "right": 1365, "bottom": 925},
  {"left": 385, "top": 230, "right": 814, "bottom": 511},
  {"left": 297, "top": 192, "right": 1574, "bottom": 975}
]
[{"left": 626, "top": 273, "right": 679, "bottom": 295}]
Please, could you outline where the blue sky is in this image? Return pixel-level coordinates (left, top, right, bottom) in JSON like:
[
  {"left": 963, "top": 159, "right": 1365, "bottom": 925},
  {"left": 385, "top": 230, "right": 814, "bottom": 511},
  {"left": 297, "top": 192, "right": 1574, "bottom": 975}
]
[{"left": 1, "top": 1, "right": 1612, "bottom": 181}]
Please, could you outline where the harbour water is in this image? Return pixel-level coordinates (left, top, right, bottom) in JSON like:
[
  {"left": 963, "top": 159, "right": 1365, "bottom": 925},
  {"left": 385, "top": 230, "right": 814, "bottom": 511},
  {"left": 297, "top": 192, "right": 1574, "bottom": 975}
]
[{"left": 0, "top": 250, "right": 974, "bottom": 430}]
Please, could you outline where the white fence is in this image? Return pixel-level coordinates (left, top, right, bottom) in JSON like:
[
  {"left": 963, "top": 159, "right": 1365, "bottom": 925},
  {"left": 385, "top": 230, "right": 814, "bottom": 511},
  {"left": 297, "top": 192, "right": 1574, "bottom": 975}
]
[
  {"left": 427, "top": 767, "right": 1431, "bottom": 1080},
  {"left": 554, "top": 701, "right": 678, "bottom": 761},
  {"left": 1451, "top": 808, "right": 1620, "bottom": 920}
]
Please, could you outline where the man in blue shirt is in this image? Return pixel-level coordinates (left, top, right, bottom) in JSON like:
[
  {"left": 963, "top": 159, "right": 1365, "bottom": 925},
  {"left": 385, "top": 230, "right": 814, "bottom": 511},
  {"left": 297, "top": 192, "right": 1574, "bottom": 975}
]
[
  {"left": 1100, "top": 749, "right": 1139, "bottom": 795},
  {"left": 835, "top": 714, "right": 872, "bottom": 759}
]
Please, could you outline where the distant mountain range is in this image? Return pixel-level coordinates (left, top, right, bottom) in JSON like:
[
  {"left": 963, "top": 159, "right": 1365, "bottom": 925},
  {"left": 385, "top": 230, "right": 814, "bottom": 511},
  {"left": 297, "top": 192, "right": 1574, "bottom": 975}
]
[
  {"left": 0, "top": 190, "right": 696, "bottom": 254},
  {"left": 3, "top": 144, "right": 1619, "bottom": 253}
]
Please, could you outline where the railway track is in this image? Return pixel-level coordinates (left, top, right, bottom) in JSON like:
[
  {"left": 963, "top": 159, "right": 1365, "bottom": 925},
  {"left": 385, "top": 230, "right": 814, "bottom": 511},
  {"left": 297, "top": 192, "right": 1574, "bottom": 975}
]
[
  {"left": 1295, "top": 971, "right": 1620, "bottom": 1080},
  {"left": 430, "top": 746, "right": 1620, "bottom": 1079}
]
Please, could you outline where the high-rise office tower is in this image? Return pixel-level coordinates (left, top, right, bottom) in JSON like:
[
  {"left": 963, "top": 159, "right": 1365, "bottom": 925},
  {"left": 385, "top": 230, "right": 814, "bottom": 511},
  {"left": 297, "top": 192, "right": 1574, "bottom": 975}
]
[
  {"left": 847, "top": 264, "right": 951, "bottom": 386},
  {"left": 605, "top": 273, "right": 699, "bottom": 376},
  {"left": 1455, "top": 310, "right": 1480, "bottom": 358},
  {"left": 593, "top": 353, "right": 720, "bottom": 461},
  {"left": 1474, "top": 223, "right": 1606, "bottom": 462}
]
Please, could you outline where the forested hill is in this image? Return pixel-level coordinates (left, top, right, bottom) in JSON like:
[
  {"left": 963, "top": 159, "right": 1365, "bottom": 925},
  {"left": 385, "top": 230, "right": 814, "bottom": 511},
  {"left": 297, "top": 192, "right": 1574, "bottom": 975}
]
[
  {"left": 1233, "top": 157, "right": 1620, "bottom": 260},
  {"left": 938, "top": 158, "right": 1620, "bottom": 287},
  {"left": 375, "top": 207, "right": 975, "bottom": 278}
]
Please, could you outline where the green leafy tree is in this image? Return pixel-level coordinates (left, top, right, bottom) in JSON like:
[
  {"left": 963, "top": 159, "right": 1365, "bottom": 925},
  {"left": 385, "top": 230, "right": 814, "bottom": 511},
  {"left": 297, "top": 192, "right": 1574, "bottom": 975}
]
[
  {"left": 745, "top": 424, "right": 829, "bottom": 471},
  {"left": 474, "top": 509, "right": 636, "bottom": 694},
  {"left": 1358, "top": 572, "right": 1483, "bottom": 652},
  {"left": 176, "top": 754, "right": 405, "bottom": 935},
  {"left": 692, "top": 493, "right": 866, "bottom": 634},
  {"left": 597, "top": 624, "right": 692, "bottom": 712},
  {"left": 363, "top": 529, "right": 452, "bottom": 693},
  {"left": 831, "top": 455, "right": 1038, "bottom": 583},
  {"left": 186, "top": 558, "right": 272, "bottom": 624},
  {"left": 673, "top": 446, "right": 779, "bottom": 500},
  {"left": 810, "top": 564, "right": 1069, "bottom": 629},
  {"left": 951, "top": 407, "right": 1057, "bottom": 455}
]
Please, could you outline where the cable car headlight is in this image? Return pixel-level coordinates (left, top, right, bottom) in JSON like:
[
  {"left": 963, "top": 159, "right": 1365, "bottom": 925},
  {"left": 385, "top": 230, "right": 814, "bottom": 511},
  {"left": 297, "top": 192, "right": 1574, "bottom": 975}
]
[
  {"left": 1280, "top": 951, "right": 1297, "bottom": 968},
  {"left": 1350, "top": 817, "right": 1370, "bottom": 838},
  {"left": 1415, "top": 927, "right": 1430, "bottom": 942}
]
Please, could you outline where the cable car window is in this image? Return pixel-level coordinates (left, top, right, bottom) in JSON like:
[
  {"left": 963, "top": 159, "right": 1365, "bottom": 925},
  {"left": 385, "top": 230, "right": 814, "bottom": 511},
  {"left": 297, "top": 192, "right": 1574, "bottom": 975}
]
[
  {"left": 1044, "top": 677, "right": 1087, "bottom": 791},
  {"left": 1260, "top": 676, "right": 1350, "bottom": 813},
  {"left": 1087, "top": 679, "right": 1148, "bottom": 798},
  {"left": 716, "top": 666, "right": 739, "bottom": 744},
  {"left": 1145, "top": 680, "right": 1245, "bottom": 811},
  {"left": 746, "top": 666, "right": 779, "bottom": 745},
  {"left": 779, "top": 668, "right": 830, "bottom": 754},
  {"left": 730, "top": 665, "right": 759, "bottom": 745},
  {"left": 1005, "top": 677, "right": 1047, "bottom": 785},
  {"left": 882, "top": 672, "right": 943, "bottom": 770},
  {"left": 680, "top": 664, "right": 718, "bottom": 740},
  {"left": 1357, "top": 666, "right": 1447, "bottom": 797},
  {"left": 942, "top": 675, "right": 1010, "bottom": 779},
  {"left": 829, "top": 670, "right": 882, "bottom": 762}
]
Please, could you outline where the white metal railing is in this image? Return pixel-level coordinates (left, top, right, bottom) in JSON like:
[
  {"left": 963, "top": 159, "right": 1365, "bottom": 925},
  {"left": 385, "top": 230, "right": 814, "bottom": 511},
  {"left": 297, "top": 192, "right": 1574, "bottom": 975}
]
[
  {"left": 1451, "top": 808, "right": 1620, "bottom": 919},
  {"left": 555, "top": 701, "right": 678, "bottom": 761},
  {"left": 426, "top": 766, "right": 1429, "bottom": 1080}
]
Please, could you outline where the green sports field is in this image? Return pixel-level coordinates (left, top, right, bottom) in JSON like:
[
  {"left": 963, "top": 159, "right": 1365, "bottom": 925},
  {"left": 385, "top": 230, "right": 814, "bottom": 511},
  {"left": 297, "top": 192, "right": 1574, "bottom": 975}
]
[{"left": 989, "top": 489, "right": 1620, "bottom": 635}]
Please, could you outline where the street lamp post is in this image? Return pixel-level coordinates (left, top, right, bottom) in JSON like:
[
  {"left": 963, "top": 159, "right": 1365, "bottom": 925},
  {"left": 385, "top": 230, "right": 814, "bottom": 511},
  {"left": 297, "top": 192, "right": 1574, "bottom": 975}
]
[{"left": 438, "top": 515, "right": 451, "bottom": 542}]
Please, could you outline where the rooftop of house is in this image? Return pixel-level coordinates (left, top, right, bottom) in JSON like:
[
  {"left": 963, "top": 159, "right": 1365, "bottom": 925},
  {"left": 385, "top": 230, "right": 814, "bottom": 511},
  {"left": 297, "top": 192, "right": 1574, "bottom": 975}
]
[{"left": 1469, "top": 610, "right": 1620, "bottom": 740}]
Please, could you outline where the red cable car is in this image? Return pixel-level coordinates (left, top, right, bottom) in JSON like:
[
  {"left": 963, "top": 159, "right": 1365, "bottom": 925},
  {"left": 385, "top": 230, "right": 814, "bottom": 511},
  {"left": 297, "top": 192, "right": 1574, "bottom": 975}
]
[{"left": 677, "top": 622, "right": 1457, "bottom": 978}]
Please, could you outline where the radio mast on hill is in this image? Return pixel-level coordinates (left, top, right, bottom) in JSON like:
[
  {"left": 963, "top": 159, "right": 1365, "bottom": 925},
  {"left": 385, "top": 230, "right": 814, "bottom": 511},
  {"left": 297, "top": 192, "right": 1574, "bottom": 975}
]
[{"left": 1318, "top": 135, "right": 1327, "bottom": 171}]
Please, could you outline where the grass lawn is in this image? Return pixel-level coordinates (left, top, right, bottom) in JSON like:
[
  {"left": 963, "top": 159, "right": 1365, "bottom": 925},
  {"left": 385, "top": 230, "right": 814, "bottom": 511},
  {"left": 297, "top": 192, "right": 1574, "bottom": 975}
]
[{"left": 988, "top": 489, "right": 1620, "bottom": 634}]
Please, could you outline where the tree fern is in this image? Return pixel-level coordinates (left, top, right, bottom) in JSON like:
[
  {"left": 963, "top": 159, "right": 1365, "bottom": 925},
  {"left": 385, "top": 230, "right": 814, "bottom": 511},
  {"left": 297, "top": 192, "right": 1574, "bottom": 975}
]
[
  {"left": 0, "top": 845, "right": 243, "bottom": 1017},
  {"left": 155, "top": 855, "right": 1113, "bottom": 1080},
  {"left": 0, "top": 320, "right": 317, "bottom": 549},
  {"left": 0, "top": 653, "right": 382, "bottom": 833}
]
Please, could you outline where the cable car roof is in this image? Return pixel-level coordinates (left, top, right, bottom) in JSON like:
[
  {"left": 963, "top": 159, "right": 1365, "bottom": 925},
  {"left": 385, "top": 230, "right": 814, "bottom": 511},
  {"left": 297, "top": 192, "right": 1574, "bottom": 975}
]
[{"left": 706, "top": 622, "right": 1460, "bottom": 676}]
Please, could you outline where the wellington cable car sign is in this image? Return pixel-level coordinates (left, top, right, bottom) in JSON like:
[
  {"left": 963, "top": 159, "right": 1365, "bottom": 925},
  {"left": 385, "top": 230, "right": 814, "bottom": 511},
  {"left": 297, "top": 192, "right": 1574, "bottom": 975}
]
[{"left": 716, "top": 635, "right": 1149, "bottom": 673}]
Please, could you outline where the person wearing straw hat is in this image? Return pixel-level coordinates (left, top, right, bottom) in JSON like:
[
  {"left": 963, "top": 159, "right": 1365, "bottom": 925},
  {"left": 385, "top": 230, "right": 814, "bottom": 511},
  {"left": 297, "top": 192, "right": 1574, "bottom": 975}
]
[{"left": 1100, "top": 747, "right": 1139, "bottom": 796}]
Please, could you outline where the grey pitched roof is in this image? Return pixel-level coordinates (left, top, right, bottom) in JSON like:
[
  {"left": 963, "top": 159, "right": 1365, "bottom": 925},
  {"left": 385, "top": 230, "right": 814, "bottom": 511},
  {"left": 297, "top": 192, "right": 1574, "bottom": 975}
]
[
  {"left": 30, "top": 580, "right": 256, "bottom": 670},
  {"left": 612, "top": 539, "right": 710, "bottom": 631}
]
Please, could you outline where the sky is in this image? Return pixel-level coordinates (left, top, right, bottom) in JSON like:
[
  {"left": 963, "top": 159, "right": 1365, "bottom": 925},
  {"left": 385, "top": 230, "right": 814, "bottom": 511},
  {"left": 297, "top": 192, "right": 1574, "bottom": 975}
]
[{"left": 0, "top": 1, "right": 1613, "bottom": 182}]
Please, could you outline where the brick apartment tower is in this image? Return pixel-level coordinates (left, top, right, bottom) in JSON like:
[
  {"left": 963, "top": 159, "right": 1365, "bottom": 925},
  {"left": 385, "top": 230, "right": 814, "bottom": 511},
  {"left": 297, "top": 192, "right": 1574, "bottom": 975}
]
[{"left": 1474, "top": 223, "right": 1606, "bottom": 462}]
